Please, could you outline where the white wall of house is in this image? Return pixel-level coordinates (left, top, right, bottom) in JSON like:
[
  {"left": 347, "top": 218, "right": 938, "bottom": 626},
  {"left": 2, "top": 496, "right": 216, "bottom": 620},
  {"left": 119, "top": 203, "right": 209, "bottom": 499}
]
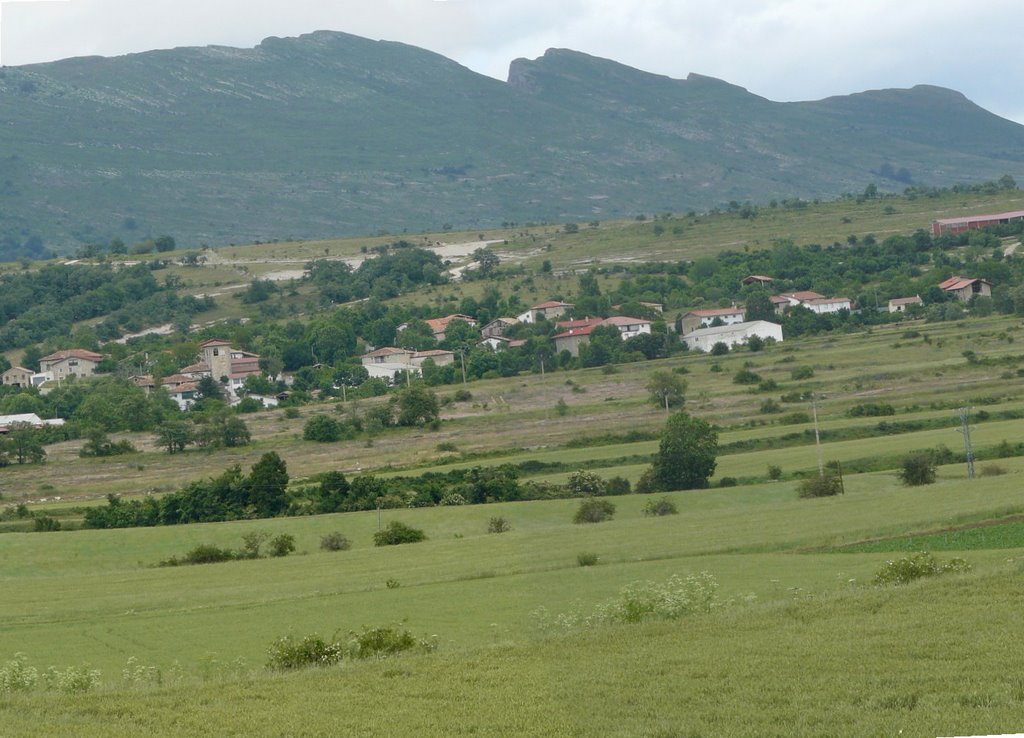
[{"left": 683, "top": 321, "right": 784, "bottom": 352}]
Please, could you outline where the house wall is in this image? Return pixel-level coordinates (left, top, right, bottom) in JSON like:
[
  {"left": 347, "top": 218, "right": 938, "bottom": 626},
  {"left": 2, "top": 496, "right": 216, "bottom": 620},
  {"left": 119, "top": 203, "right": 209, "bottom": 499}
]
[
  {"left": 683, "top": 322, "right": 783, "bottom": 352},
  {"left": 42, "top": 358, "right": 99, "bottom": 380},
  {"left": 681, "top": 311, "right": 744, "bottom": 335}
]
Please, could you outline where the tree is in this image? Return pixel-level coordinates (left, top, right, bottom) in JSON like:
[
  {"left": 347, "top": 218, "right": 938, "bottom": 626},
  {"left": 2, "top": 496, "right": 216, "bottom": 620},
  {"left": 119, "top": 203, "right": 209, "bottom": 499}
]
[
  {"left": 899, "top": 453, "right": 936, "bottom": 486},
  {"left": 195, "top": 375, "right": 224, "bottom": 402},
  {"left": 2, "top": 423, "right": 46, "bottom": 465},
  {"left": 395, "top": 385, "right": 440, "bottom": 427},
  {"left": 304, "top": 414, "right": 342, "bottom": 442},
  {"left": 472, "top": 247, "right": 500, "bottom": 277},
  {"left": 647, "top": 412, "right": 718, "bottom": 491},
  {"left": 246, "top": 452, "right": 289, "bottom": 518},
  {"left": 646, "top": 370, "right": 687, "bottom": 411},
  {"left": 156, "top": 420, "right": 194, "bottom": 454},
  {"left": 154, "top": 235, "right": 176, "bottom": 252}
]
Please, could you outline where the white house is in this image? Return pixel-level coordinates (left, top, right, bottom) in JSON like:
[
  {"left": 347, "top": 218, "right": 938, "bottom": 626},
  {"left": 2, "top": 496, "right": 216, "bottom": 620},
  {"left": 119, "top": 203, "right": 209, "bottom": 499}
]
[
  {"left": 517, "top": 300, "right": 574, "bottom": 324},
  {"left": 802, "top": 297, "right": 852, "bottom": 315},
  {"left": 683, "top": 320, "right": 783, "bottom": 353},
  {"left": 888, "top": 296, "right": 923, "bottom": 313},
  {"left": 360, "top": 347, "right": 455, "bottom": 381},
  {"left": 600, "top": 316, "right": 653, "bottom": 340}
]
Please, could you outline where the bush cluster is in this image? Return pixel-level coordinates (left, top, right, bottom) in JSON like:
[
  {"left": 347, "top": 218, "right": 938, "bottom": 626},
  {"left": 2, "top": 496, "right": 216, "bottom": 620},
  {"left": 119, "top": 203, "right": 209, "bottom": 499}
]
[
  {"left": 573, "top": 499, "right": 616, "bottom": 524},
  {"left": 873, "top": 552, "right": 971, "bottom": 585},
  {"left": 373, "top": 521, "right": 427, "bottom": 546},
  {"left": 532, "top": 573, "right": 719, "bottom": 633},
  {"left": 160, "top": 532, "right": 296, "bottom": 566},
  {"left": 266, "top": 626, "right": 437, "bottom": 671},
  {"left": 643, "top": 496, "right": 678, "bottom": 516}
]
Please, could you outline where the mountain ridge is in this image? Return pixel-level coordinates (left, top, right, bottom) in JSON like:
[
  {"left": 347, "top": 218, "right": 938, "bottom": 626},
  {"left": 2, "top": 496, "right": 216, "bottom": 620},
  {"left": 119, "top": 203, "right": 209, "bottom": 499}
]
[{"left": 1, "top": 29, "right": 1022, "bottom": 257}]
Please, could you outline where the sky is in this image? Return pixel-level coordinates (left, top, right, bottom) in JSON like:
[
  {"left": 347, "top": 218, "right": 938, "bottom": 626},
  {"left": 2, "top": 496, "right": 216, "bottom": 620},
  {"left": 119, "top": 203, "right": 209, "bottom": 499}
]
[{"left": 3, "top": 0, "right": 1023, "bottom": 124}]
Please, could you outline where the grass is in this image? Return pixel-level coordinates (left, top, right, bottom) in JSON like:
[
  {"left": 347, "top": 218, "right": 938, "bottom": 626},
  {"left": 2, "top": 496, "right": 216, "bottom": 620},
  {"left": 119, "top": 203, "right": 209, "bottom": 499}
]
[{"left": 835, "top": 519, "right": 1024, "bottom": 553}]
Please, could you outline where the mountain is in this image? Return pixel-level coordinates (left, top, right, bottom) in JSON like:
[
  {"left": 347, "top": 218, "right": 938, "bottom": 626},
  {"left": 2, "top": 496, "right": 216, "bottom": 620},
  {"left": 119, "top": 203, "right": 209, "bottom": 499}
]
[{"left": 1, "top": 31, "right": 1022, "bottom": 257}]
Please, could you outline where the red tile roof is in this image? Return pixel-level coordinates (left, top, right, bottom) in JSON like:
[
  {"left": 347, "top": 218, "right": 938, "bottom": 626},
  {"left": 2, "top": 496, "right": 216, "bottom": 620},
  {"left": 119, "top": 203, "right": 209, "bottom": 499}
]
[
  {"left": 40, "top": 349, "right": 103, "bottom": 363},
  {"left": 938, "top": 276, "right": 990, "bottom": 291}
]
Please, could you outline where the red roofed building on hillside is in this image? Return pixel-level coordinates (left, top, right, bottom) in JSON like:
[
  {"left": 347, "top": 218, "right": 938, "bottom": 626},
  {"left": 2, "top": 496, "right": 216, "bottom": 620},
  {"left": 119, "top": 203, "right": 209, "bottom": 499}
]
[
  {"left": 931, "top": 211, "right": 1024, "bottom": 237},
  {"left": 938, "top": 276, "right": 992, "bottom": 302},
  {"left": 39, "top": 349, "right": 105, "bottom": 380},
  {"left": 517, "top": 300, "right": 574, "bottom": 324}
]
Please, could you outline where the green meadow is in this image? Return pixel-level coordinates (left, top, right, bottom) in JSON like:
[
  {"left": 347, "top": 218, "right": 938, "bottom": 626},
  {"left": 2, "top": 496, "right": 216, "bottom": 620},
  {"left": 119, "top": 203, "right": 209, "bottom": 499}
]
[{"left": 4, "top": 197, "right": 1024, "bottom": 734}]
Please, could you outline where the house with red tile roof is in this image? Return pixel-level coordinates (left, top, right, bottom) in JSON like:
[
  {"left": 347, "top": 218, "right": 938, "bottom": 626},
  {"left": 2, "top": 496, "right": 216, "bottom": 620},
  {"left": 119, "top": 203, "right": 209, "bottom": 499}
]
[
  {"left": 938, "top": 276, "right": 992, "bottom": 302},
  {"left": 517, "top": 300, "right": 574, "bottom": 324}
]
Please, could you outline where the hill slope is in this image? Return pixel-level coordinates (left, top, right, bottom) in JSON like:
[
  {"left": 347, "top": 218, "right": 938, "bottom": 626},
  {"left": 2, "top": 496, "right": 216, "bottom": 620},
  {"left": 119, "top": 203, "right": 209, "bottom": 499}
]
[{"left": 1, "top": 31, "right": 1023, "bottom": 256}]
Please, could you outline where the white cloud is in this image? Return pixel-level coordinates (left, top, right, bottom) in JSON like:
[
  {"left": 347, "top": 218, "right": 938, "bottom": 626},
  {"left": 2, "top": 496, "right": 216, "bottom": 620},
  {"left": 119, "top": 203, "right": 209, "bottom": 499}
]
[{"left": 3, "top": 0, "right": 1022, "bottom": 122}]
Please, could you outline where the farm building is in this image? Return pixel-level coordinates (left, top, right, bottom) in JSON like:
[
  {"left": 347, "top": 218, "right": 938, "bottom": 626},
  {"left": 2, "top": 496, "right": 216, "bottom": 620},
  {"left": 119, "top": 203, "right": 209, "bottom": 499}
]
[
  {"left": 682, "top": 321, "right": 783, "bottom": 353},
  {"left": 938, "top": 276, "right": 992, "bottom": 302},
  {"left": 931, "top": 210, "right": 1024, "bottom": 237}
]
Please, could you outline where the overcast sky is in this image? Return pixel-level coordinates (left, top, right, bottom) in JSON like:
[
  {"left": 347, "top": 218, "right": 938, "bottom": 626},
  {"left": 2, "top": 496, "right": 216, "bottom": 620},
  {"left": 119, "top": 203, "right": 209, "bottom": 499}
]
[{"left": 4, "top": 0, "right": 1023, "bottom": 123}]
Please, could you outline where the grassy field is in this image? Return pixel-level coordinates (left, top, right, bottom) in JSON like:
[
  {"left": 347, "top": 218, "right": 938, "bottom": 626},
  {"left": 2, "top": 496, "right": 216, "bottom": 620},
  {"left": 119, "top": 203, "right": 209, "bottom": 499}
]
[{"left": 5, "top": 193, "right": 1024, "bottom": 734}]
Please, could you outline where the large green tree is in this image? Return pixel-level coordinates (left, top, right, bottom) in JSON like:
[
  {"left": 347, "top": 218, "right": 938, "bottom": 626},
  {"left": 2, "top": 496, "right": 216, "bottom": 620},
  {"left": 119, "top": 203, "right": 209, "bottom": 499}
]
[{"left": 647, "top": 411, "right": 718, "bottom": 490}]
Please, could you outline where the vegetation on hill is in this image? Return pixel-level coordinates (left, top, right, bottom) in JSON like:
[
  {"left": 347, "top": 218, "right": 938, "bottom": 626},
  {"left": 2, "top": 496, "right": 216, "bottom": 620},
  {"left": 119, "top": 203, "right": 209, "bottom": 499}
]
[{"left": 2, "top": 31, "right": 1024, "bottom": 255}]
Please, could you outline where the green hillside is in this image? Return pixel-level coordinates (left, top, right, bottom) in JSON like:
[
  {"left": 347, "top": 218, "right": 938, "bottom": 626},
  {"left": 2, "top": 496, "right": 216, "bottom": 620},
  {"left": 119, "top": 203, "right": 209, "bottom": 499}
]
[{"left": 1, "top": 31, "right": 1023, "bottom": 257}]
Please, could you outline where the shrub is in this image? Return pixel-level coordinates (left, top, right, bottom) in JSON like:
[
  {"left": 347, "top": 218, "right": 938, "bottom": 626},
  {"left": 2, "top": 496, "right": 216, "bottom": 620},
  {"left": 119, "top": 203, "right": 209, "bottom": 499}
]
[
  {"left": 320, "top": 531, "right": 352, "bottom": 551},
  {"left": 33, "top": 515, "right": 61, "bottom": 532},
  {"left": 899, "top": 453, "right": 937, "bottom": 486},
  {"left": 566, "top": 469, "right": 605, "bottom": 496},
  {"left": 42, "top": 665, "right": 102, "bottom": 693},
  {"left": 452, "top": 389, "right": 473, "bottom": 402},
  {"left": 303, "top": 415, "right": 342, "bottom": 442},
  {"left": 374, "top": 521, "right": 427, "bottom": 546},
  {"left": 573, "top": 498, "right": 616, "bottom": 524},
  {"left": 780, "top": 411, "right": 811, "bottom": 425},
  {"left": 0, "top": 654, "right": 39, "bottom": 693},
  {"left": 710, "top": 342, "right": 729, "bottom": 356},
  {"left": 533, "top": 573, "right": 720, "bottom": 633},
  {"left": 346, "top": 625, "right": 437, "bottom": 660},
  {"left": 767, "top": 464, "right": 783, "bottom": 481},
  {"left": 717, "top": 476, "right": 738, "bottom": 487},
  {"left": 268, "top": 533, "right": 296, "bottom": 557},
  {"left": 848, "top": 402, "right": 895, "bottom": 417},
  {"left": 283, "top": 407, "right": 301, "bottom": 419},
  {"left": 798, "top": 472, "right": 842, "bottom": 498},
  {"left": 980, "top": 464, "right": 1006, "bottom": 477},
  {"left": 577, "top": 552, "right": 599, "bottom": 567},
  {"left": 790, "top": 366, "right": 815, "bottom": 380},
  {"left": 183, "top": 544, "right": 236, "bottom": 565},
  {"left": 487, "top": 516, "right": 511, "bottom": 534},
  {"left": 554, "top": 398, "right": 569, "bottom": 416},
  {"left": 760, "top": 399, "right": 782, "bottom": 414},
  {"left": 873, "top": 551, "right": 971, "bottom": 585},
  {"left": 643, "top": 496, "right": 678, "bottom": 516},
  {"left": 733, "top": 368, "right": 761, "bottom": 385},
  {"left": 266, "top": 634, "right": 343, "bottom": 670},
  {"left": 604, "top": 476, "right": 632, "bottom": 495},
  {"left": 240, "top": 530, "right": 270, "bottom": 559}
]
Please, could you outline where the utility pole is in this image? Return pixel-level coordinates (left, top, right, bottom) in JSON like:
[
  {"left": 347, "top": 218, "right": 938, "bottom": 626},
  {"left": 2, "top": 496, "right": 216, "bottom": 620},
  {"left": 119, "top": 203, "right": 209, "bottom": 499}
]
[
  {"left": 957, "top": 407, "right": 975, "bottom": 480},
  {"left": 811, "top": 398, "right": 824, "bottom": 477}
]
